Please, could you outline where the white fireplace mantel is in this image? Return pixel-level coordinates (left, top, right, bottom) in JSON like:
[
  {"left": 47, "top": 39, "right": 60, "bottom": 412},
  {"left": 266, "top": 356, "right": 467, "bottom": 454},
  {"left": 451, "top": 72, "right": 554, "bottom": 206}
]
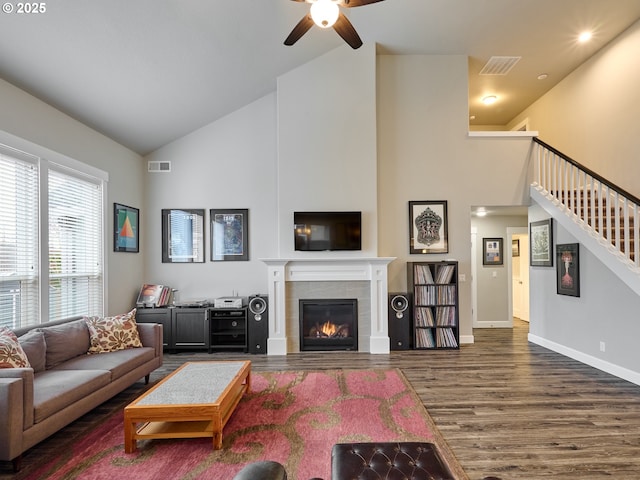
[{"left": 261, "top": 257, "right": 395, "bottom": 355}]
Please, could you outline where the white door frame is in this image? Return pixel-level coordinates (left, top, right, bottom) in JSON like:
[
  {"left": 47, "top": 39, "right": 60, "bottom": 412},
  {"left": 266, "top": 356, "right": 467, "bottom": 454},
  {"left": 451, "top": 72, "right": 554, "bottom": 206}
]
[
  {"left": 507, "top": 227, "right": 528, "bottom": 326},
  {"left": 471, "top": 226, "right": 478, "bottom": 327}
]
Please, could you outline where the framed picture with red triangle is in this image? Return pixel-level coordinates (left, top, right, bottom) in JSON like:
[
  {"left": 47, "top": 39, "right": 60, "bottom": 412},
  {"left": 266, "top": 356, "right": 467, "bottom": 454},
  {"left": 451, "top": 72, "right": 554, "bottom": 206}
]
[{"left": 114, "top": 203, "right": 139, "bottom": 253}]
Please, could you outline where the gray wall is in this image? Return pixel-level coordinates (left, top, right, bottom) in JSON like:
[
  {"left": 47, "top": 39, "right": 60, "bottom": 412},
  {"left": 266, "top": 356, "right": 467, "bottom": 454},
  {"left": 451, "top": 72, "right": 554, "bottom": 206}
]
[
  {"left": 528, "top": 203, "right": 640, "bottom": 383},
  {"left": 471, "top": 215, "right": 528, "bottom": 325}
]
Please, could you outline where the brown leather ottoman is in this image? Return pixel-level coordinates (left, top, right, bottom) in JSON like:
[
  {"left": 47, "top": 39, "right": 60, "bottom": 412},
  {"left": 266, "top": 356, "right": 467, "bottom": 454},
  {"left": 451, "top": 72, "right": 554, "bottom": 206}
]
[{"left": 331, "top": 442, "right": 455, "bottom": 480}]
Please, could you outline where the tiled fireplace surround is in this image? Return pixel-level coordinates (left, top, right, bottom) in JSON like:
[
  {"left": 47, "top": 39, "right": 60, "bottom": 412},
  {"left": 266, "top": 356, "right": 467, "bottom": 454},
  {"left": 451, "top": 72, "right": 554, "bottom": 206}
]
[{"left": 262, "top": 258, "right": 395, "bottom": 355}]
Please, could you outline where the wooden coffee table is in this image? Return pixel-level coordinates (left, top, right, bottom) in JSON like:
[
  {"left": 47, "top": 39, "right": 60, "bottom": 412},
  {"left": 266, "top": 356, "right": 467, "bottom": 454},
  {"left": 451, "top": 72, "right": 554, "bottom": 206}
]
[{"left": 124, "top": 360, "right": 251, "bottom": 453}]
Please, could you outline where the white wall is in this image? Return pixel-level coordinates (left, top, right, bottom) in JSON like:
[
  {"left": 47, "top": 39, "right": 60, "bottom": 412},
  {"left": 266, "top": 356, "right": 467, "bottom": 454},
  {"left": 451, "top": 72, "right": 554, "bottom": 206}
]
[
  {"left": 143, "top": 93, "right": 278, "bottom": 300},
  {"left": 277, "top": 43, "right": 378, "bottom": 258},
  {"left": 0, "top": 78, "right": 145, "bottom": 315},
  {"left": 511, "top": 19, "right": 640, "bottom": 196}
]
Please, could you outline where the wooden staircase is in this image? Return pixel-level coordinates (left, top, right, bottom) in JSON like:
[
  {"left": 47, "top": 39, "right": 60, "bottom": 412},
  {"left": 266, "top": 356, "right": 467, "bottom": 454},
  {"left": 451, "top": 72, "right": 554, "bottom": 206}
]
[
  {"left": 556, "top": 190, "right": 636, "bottom": 262},
  {"left": 533, "top": 137, "right": 640, "bottom": 269}
]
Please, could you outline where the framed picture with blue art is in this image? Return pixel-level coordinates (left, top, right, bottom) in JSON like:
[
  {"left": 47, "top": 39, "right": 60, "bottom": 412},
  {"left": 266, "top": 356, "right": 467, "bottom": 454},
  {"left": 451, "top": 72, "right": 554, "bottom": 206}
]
[
  {"left": 210, "top": 209, "right": 249, "bottom": 261},
  {"left": 162, "top": 209, "right": 205, "bottom": 263},
  {"left": 483, "top": 237, "right": 503, "bottom": 265},
  {"left": 114, "top": 203, "right": 139, "bottom": 253}
]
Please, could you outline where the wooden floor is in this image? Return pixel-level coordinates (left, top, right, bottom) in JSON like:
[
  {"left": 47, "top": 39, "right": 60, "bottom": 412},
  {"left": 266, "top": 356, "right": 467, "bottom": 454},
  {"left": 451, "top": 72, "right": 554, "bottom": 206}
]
[{"left": 5, "top": 319, "right": 640, "bottom": 479}]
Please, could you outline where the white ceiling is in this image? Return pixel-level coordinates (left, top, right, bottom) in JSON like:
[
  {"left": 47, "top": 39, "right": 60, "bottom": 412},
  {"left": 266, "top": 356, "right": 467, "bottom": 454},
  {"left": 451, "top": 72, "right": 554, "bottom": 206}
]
[{"left": 1, "top": 0, "right": 639, "bottom": 155}]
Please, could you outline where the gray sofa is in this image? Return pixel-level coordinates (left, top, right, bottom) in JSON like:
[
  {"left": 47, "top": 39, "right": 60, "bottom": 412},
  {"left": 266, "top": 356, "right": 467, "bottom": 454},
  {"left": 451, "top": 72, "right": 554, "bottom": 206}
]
[{"left": 0, "top": 315, "right": 163, "bottom": 472}]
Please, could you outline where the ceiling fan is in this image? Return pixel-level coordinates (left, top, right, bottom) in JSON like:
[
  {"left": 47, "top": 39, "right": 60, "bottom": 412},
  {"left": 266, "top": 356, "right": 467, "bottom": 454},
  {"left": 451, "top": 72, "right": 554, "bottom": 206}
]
[{"left": 284, "top": 0, "right": 385, "bottom": 50}]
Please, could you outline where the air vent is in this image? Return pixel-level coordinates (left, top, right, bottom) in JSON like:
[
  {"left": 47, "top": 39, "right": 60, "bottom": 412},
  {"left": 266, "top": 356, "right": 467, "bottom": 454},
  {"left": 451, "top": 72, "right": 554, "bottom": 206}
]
[
  {"left": 148, "top": 161, "right": 171, "bottom": 173},
  {"left": 479, "top": 56, "right": 521, "bottom": 75}
]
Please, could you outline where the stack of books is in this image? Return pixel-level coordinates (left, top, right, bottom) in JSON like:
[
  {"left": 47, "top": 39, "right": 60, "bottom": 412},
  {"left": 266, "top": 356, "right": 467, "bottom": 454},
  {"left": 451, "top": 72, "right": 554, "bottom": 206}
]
[{"left": 136, "top": 284, "right": 174, "bottom": 307}]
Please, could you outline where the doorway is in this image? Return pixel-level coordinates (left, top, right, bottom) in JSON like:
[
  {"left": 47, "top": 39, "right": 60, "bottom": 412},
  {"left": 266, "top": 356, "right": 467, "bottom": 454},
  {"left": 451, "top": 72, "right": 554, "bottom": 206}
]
[
  {"left": 508, "top": 227, "right": 529, "bottom": 322},
  {"left": 471, "top": 207, "right": 529, "bottom": 329}
]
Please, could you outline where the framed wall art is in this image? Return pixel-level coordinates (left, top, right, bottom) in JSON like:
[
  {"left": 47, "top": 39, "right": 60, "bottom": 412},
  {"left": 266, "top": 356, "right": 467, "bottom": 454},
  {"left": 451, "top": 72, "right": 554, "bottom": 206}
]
[
  {"left": 161, "top": 209, "right": 205, "bottom": 263},
  {"left": 483, "top": 237, "right": 503, "bottom": 265},
  {"left": 512, "top": 239, "right": 520, "bottom": 257},
  {"left": 409, "top": 200, "right": 448, "bottom": 254},
  {"left": 530, "top": 218, "right": 553, "bottom": 267},
  {"left": 210, "top": 209, "right": 249, "bottom": 261},
  {"left": 556, "top": 243, "right": 580, "bottom": 297},
  {"left": 114, "top": 203, "right": 139, "bottom": 253}
]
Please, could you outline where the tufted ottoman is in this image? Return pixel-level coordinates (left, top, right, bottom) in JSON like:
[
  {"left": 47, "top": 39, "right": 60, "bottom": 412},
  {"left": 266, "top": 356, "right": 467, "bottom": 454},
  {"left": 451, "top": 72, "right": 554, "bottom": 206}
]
[{"left": 332, "top": 442, "right": 455, "bottom": 480}]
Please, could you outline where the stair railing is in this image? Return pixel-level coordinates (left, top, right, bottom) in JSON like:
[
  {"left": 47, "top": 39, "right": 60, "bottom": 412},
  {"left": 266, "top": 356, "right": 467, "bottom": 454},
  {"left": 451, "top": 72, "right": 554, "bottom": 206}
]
[{"left": 532, "top": 137, "right": 639, "bottom": 268}]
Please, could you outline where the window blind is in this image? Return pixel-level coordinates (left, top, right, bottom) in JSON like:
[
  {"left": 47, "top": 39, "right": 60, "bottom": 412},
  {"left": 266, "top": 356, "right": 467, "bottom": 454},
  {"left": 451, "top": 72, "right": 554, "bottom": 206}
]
[
  {"left": 48, "top": 168, "right": 103, "bottom": 319},
  {"left": 0, "top": 151, "right": 39, "bottom": 328}
]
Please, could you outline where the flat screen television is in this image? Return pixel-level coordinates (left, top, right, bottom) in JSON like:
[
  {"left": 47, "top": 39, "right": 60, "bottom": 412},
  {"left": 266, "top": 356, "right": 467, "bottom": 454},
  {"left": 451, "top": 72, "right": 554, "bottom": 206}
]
[{"left": 294, "top": 211, "right": 362, "bottom": 251}]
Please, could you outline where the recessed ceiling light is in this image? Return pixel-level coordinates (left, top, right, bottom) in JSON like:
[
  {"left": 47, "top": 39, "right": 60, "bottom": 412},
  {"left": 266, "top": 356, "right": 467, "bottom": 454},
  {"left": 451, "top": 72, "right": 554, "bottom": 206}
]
[
  {"left": 578, "top": 31, "right": 592, "bottom": 43},
  {"left": 469, "top": 115, "right": 476, "bottom": 120},
  {"left": 482, "top": 95, "right": 497, "bottom": 105},
  {"left": 537, "top": 73, "right": 548, "bottom": 80},
  {"left": 476, "top": 209, "right": 487, "bottom": 217}
]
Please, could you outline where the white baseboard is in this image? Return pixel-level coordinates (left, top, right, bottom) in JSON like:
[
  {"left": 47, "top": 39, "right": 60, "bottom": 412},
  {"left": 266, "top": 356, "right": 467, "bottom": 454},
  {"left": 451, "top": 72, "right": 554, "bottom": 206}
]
[
  {"left": 460, "top": 334, "right": 474, "bottom": 345},
  {"left": 528, "top": 333, "right": 640, "bottom": 386}
]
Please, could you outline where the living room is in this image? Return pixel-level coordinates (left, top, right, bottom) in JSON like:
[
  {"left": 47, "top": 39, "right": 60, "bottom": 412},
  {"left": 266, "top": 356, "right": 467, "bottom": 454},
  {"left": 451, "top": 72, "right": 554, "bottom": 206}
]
[{"left": 2, "top": 2, "right": 640, "bottom": 478}]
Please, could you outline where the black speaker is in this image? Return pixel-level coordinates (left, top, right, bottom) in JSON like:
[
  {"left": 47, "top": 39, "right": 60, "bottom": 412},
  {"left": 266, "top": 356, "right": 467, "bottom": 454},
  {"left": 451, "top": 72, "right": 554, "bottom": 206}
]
[
  {"left": 388, "top": 292, "right": 412, "bottom": 350},
  {"left": 247, "top": 294, "right": 269, "bottom": 354}
]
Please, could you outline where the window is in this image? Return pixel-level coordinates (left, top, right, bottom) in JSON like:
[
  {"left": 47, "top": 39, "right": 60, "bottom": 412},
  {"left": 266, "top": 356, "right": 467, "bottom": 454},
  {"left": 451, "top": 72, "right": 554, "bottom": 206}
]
[
  {"left": 0, "top": 142, "right": 105, "bottom": 329},
  {"left": 48, "top": 168, "right": 103, "bottom": 320},
  {"left": 0, "top": 148, "right": 39, "bottom": 328}
]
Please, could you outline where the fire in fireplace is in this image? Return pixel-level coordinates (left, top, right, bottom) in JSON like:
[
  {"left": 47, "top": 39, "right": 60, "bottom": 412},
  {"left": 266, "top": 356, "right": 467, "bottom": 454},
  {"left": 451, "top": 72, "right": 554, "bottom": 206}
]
[{"left": 299, "top": 299, "right": 358, "bottom": 351}]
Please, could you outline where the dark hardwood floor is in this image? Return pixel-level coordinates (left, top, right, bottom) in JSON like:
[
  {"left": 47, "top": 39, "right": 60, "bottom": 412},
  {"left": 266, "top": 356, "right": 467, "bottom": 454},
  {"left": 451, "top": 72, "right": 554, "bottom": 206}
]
[{"left": 5, "top": 319, "right": 640, "bottom": 479}]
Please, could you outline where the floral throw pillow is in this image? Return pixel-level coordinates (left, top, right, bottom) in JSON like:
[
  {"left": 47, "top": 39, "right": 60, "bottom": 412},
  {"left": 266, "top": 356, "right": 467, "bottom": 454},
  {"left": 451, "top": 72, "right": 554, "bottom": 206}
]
[
  {"left": 84, "top": 309, "right": 143, "bottom": 354},
  {"left": 0, "top": 326, "right": 31, "bottom": 368}
]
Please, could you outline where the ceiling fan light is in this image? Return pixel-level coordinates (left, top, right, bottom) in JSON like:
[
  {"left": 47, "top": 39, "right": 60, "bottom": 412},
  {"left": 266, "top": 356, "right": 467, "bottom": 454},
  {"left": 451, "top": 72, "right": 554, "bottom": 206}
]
[{"left": 310, "top": 0, "right": 340, "bottom": 29}]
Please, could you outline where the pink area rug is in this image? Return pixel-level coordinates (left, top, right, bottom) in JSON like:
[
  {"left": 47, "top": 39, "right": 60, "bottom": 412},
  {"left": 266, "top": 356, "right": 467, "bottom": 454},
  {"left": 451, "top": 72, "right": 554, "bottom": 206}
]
[{"left": 24, "top": 369, "right": 466, "bottom": 480}]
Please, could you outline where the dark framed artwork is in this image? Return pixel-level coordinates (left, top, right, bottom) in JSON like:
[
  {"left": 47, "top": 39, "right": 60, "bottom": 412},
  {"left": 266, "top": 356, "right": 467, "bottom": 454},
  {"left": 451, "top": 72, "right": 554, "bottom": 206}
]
[
  {"left": 409, "top": 200, "right": 448, "bottom": 254},
  {"left": 512, "top": 239, "right": 520, "bottom": 257},
  {"left": 114, "top": 203, "right": 139, "bottom": 253},
  {"left": 161, "top": 209, "right": 205, "bottom": 263},
  {"left": 556, "top": 243, "right": 580, "bottom": 297},
  {"left": 210, "top": 209, "right": 249, "bottom": 261},
  {"left": 530, "top": 218, "right": 553, "bottom": 267},
  {"left": 483, "top": 238, "right": 503, "bottom": 265}
]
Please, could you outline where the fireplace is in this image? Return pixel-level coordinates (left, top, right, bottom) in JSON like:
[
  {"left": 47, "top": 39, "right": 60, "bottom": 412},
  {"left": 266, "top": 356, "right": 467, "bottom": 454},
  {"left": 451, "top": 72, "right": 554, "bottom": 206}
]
[{"left": 299, "top": 299, "right": 358, "bottom": 351}]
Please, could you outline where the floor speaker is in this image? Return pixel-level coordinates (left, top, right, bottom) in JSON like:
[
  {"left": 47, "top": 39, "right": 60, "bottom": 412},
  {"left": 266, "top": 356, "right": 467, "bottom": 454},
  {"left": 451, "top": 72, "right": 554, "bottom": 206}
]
[
  {"left": 388, "top": 292, "right": 412, "bottom": 350},
  {"left": 247, "top": 294, "right": 269, "bottom": 354}
]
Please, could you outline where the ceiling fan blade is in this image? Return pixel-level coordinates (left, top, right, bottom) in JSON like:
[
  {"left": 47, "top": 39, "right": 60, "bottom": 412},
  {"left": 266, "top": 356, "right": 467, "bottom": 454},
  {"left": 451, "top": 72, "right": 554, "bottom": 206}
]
[
  {"left": 333, "top": 12, "right": 363, "bottom": 49},
  {"left": 284, "top": 14, "right": 314, "bottom": 46},
  {"left": 342, "top": 0, "right": 385, "bottom": 7}
]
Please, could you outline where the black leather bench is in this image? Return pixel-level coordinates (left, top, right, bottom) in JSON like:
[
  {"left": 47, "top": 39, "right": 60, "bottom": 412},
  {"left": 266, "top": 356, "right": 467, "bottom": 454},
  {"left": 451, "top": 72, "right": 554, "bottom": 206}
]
[
  {"left": 332, "top": 442, "right": 454, "bottom": 479},
  {"left": 232, "top": 443, "right": 503, "bottom": 480}
]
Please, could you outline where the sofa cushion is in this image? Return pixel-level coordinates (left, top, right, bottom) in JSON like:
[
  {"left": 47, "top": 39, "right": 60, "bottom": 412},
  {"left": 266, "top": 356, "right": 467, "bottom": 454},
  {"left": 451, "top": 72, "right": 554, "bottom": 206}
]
[
  {"left": 38, "top": 319, "right": 90, "bottom": 369},
  {"left": 18, "top": 330, "right": 47, "bottom": 373},
  {"left": 33, "top": 369, "right": 111, "bottom": 424},
  {"left": 84, "top": 309, "right": 142, "bottom": 354},
  {"left": 0, "top": 327, "right": 31, "bottom": 369},
  {"left": 55, "top": 346, "right": 155, "bottom": 381}
]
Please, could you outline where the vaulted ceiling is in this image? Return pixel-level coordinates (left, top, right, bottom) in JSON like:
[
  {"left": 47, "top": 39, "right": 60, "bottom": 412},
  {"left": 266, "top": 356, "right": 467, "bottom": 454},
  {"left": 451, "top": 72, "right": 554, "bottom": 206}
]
[{"left": 1, "top": 0, "right": 639, "bottom": 155}]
